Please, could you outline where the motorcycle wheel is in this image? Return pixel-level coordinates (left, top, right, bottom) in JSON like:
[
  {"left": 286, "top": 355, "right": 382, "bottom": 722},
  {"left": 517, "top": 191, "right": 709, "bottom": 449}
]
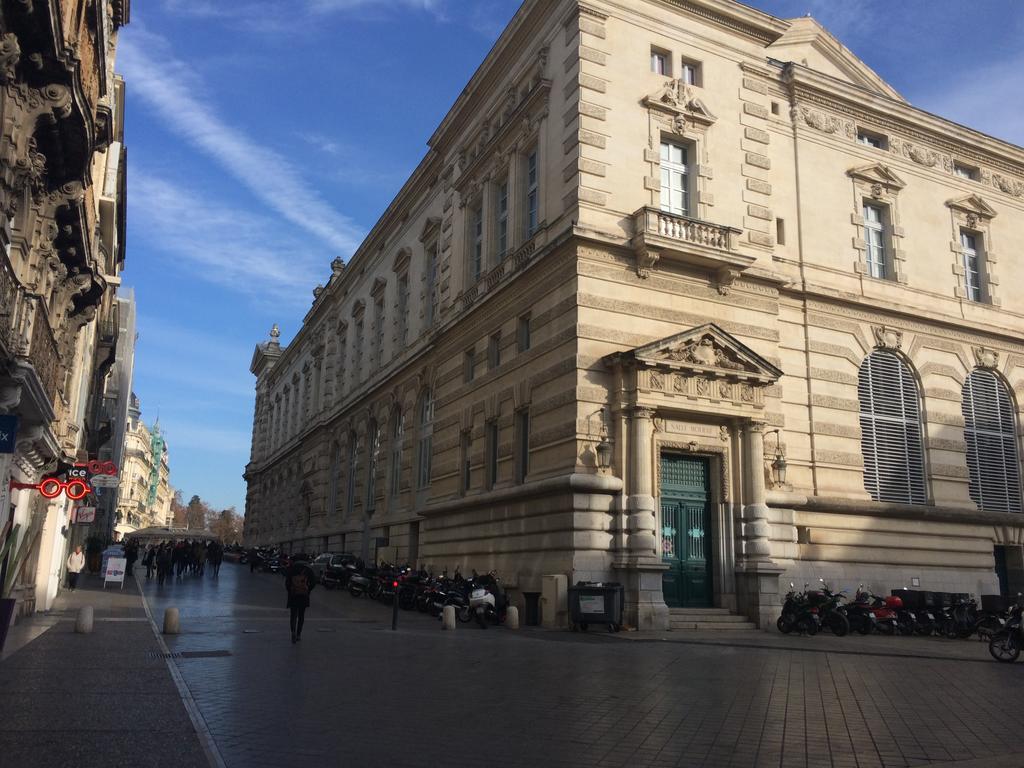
[
  {"left": 777, "top": 616, "right": 793, "bottom": 634},
  {"left": 456, "top": 605, "right": 472, "bottom": 623},
  {"left": 828, "top": 613, "right": 850, "bottom": 637},
  {"left": 853, "top": 616, "right": 873, "bottom": 635},
  {"left": 797, "top": 617, "right": 818, "bottom": 636},
  {"left": 476, "top": 609, "right": 488, "bottom": 629},
  {"left": 348, "top": 584, "right": 363, "bottom": 598},
  {"left": 989, "top": 631, "right": 1021, "bottom": 663},
  {"left": 976, "top": 617, "right": 1002, "bottom": 639},
  {"left": 399, "top": 592, "right": 415, "bottom": 611},
  {"left": 942, "top": 619, "right": 958, "bottom": 640}
]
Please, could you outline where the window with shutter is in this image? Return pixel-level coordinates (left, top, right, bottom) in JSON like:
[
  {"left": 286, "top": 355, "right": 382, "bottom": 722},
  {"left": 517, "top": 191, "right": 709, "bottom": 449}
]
[
  {"left": 857, "top": 351, "right": 928, "bottom": 504},
  {"left": 962, "top": 370, "right": 1022, "bottom": 514}
]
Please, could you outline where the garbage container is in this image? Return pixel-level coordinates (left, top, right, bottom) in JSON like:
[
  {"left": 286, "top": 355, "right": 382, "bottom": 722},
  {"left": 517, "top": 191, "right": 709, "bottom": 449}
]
[{"left": 568, "top": 582, "right": 623, "bottom": 632}]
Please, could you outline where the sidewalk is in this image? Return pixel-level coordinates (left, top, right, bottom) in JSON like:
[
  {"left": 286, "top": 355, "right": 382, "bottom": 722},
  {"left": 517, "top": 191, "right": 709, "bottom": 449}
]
[
  {"left": 0, "top": 572, "right": 209, "bottom": 768},
  {"left": 592, "top": 624, "right": 997, "bottom": 662}
]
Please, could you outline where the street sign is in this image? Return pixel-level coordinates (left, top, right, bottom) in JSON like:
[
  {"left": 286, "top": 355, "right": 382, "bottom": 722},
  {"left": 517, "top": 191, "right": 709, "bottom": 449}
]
[
  {"left": 89, "top": 475, "right": 119, "bottom": 488},
  {"left": 0, "top": 414, "right": 18, "bottom": 453},
  {"left": 103, "top": 556, "right": 127, "bottom": 590},
  {"left": 74, "top": 506, "right": 96, "bottom": 524}
]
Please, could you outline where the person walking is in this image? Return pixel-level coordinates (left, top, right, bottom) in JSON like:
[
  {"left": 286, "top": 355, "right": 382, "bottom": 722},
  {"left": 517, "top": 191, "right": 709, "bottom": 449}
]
[
  {"left": 157, "top": 545, "right": 172, "bottom": 587},
  {"left": 66, "top": 545, "right": 85, "bottom": 591},
  {"left": 284, "top": 555, "right": 316, "bottom": 644},
  {"left": 143, "top": 545, "right": 156, "bottom": 579},
  {"left": 124, "top": 541, "right": 138, "bottom": 576},
  {"left": 249, "top": 548, "right": 259, "bottom": 573}
]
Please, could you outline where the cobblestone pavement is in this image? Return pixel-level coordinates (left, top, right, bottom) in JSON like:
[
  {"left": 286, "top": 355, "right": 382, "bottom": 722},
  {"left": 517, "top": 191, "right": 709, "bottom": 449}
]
[
  {"left": 136, "top": 563, "right": 1024, "bottom": 768},
  {"left": 0, "top": 573, "right": 208, "bottom": 768}
]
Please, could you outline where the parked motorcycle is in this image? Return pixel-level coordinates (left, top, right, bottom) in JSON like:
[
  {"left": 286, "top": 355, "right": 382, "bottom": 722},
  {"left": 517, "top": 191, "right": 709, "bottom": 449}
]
[
  {"left": 777, "top": 583, "right": 819, "bottom": 635},
  {"left": 989, "top": 598, "right": 1024, "bottom": 662},
  {"left": 809, "top": 580, "right": 850, "bottom": 637},
  {"left": 844, "top": 586, "right": 878, "bottom": 635}
]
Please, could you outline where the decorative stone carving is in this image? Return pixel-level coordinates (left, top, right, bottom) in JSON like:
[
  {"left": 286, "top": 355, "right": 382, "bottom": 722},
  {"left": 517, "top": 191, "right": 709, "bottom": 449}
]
[
  {"left": 644, "top": 79, "right": 717, "bottom": 127},
  {"left": 872, "top": 325, "right": 902, "bottom": 350},
  {"left": 649, "top": 371, "right": 663, "bottom": 390},
  {"left": 331, "top": 257, "right": 345, "bottom": 276},
  {"left": 993, "top": 174, "right": 1024, "bottom": 198},
  {"left": 654, "top": 334, "right": 746, "bottom": 371},
  {"left": 799, "top": 106, "right": 846, "bottom": 135},
  {"left": 974, "top": 347, "right": 999, "bottom": 370},
  {"left": 0, "top": 33, "right": 20, "bottom": 83},
  {"left": 718, "top": 381, "right": 731, "bottom": 398},
  {"left": 716, "top": 267, "right": 740, "bottom": 295},
  {"left": 635, "top": 247, "right": 659, "bottom": 279}
]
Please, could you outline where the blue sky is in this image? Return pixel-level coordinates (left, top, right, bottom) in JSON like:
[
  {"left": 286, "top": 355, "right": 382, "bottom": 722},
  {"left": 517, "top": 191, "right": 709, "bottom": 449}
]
[{"left": 118, "top": 1, "right": 1024, "bottom": 513}]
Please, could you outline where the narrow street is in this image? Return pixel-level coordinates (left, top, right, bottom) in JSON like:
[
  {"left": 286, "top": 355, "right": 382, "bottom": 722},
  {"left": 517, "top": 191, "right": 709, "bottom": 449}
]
[{"left": 134, "top": 563, "right": 1024, "bottom": 768}]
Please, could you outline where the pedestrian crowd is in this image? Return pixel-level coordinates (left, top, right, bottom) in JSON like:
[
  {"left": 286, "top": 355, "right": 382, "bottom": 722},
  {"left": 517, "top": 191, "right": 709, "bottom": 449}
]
[{"left": 133, "top": 539, "right": 225, "bottom": 586}]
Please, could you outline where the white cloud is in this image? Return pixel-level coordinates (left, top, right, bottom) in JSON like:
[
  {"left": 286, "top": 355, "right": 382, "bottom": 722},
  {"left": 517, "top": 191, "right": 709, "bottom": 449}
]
[
  {"left": 130, "top": 171, "right": 327, "bottom": 305},
  {"left": 119, "top": 28, "right": 364, "bottom": 257},
  {"left": 912, "top": 53, "right": 1024, "bottom": 148}
]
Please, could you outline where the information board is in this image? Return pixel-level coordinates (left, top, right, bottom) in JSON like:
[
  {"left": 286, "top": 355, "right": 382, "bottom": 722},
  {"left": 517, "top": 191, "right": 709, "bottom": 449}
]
[{"left": 103, "top": 556, "right": 127, "bottom": 590}]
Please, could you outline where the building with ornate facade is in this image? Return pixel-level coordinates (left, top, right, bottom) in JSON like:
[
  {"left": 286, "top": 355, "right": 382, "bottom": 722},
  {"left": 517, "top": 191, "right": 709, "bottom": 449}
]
[
  {"left": 0, "top": 0, "right": 130, "bottom": 616},
  {"left": 245, "top": 0, "right": 1024, "bottom": 629},
  {"left": 115, "top": 393, "right": 171, "bottom": 535}
]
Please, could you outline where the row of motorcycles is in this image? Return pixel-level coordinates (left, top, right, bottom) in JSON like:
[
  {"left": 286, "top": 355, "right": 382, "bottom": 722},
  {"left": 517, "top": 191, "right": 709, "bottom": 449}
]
[
  {"left": 778, "top": 580, "right": 1019, "bottom": 653},
  {"left": 324, "top": 559, "right": 509, "bottom": 629}
]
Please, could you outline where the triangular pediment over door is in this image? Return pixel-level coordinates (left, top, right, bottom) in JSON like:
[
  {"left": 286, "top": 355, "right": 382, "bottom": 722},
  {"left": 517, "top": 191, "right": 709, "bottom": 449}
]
[{"left": 607, "top": 324, "right": 782, "bottom": 413}]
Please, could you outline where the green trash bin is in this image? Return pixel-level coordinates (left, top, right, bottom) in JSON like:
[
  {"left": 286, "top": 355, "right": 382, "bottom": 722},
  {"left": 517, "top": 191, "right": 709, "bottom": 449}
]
[{"left": 568, "top": 581, "right": 623, "bottom": 632}]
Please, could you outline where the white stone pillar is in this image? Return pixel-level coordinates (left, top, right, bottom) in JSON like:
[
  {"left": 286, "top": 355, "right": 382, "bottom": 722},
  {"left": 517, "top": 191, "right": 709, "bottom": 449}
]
[
  {"left": 626, "top": 407, "right": 657, "bottom": 556},
  {"left": 742, "top": 421, "right": 771, "bottom": 561}
]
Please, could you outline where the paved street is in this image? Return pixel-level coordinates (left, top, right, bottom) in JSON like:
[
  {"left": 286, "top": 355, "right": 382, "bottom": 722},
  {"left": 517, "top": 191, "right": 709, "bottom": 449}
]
[{"left": 128, "top": 562, "right": 1024, "bottom": 768}]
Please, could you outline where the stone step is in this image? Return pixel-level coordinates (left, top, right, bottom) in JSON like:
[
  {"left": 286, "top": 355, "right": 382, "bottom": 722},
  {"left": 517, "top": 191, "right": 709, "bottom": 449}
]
[
  {"left": 670, "top": 621, "right": 758, "bottom": 631},
  {"left": 668, "top": 608, "right": 735, "bottom": 616},
  {"left": 670, "top": 614, "right": 752, "bottom": 624}
]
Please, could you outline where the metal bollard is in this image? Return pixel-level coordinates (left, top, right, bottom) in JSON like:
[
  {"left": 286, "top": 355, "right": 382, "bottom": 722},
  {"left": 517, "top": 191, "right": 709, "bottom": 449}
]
[
  {"left": 163, "top": 607, "right": 180, "bottom": 635},
  {"left": 75, "top": 605, "right": 93, "bottom": 634},
  {"left": 506, "top": 606, "right": 520, "bottom": 630},
  {"left": 442, "top": 605, "right": 456, "bottom": 630}
]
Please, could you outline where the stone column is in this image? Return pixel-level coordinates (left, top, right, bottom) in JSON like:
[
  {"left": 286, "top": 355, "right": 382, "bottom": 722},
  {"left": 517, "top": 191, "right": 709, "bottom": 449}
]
[
  {"left": 619, "top": 406, "right": 669, "bottom": 631},
  {"left": 626, "top": 407, "right": 657, "bottom": 556},
  {"left": 736, "top": 420, "right": 783, "bottom": 630},
  {"left": 742, "top": 421, "right": 771, "bottom": 561}
]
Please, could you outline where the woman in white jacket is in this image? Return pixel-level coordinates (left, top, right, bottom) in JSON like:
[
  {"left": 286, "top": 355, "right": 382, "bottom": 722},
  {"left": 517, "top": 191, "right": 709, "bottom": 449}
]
[{"left": 66, "top": 545, "right": 85, "bottom": 591}]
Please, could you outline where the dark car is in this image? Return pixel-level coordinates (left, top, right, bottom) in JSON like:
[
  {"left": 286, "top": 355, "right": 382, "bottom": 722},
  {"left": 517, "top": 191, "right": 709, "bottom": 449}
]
[{"left": 321, "top": 553, "right": 358, "bottom": 589}]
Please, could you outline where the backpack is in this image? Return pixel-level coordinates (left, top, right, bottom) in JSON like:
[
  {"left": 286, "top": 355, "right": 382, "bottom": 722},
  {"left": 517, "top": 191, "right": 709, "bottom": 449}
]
[{"left": 291, "top": 571, "right": 310, "bottom": 596}]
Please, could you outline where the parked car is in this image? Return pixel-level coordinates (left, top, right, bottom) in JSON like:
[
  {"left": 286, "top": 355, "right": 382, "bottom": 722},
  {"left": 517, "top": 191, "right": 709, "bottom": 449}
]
[
  {"left": 321, "top": 554, "right": 358, "bottom": 589},
  {"left": 308, "top": 553, "right": 338, "bottom": 580}
]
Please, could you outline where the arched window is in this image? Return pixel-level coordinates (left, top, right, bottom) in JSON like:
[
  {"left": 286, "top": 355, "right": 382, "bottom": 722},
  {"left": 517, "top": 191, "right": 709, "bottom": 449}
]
[
  {"left": 389, "top": 408, "right": 404, "bottom": 498},
  {"left": 366, "top": 419, "right": 380, "bottom": 513},
  {"left": 345, "top": 432, "right": 358, "bottom": 518},
  {"left": 326, "top": 441, "right": 341, "bottom": 520},
  {"left": 857, "top": 350, "right": 927, "bottom": 504},
  {"left": 417, "top": 389, "right": 433, "bottom": 490},
  {"left": 962, "top": 369, "right": 1022, "bottom": 513}
]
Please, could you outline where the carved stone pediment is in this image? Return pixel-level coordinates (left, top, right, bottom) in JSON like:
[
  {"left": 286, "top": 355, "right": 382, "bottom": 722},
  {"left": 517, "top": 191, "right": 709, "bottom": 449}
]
[
  {"left": 946, "top": 194, "right": 997, "bottom": 221},
  {"left": 611, "top": 323, "right": 782, "bottom": 385},
  {"left": 847, "top": 163, "right": 906, "bottom": 192},
  {"left": 643, "top": 79, "right": 717, "bottom": 127}
]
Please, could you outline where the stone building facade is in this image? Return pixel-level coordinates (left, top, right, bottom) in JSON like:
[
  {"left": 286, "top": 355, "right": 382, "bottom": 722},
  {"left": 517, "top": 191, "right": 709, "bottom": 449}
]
[
  {"left": 245, "top": 0, "right": 1024, "bottom": 629},
  {"left": 0, "top": 0, "right": 130, "bottom": 616},
  {"left": 115, "top": 393, "right": 171, "bottom": 536}
]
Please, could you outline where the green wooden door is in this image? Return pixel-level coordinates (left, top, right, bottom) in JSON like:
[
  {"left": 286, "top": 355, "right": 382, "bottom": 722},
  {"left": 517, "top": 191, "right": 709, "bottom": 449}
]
[{"left": 660, "top": 454, "right": 713, "bottom": 608}]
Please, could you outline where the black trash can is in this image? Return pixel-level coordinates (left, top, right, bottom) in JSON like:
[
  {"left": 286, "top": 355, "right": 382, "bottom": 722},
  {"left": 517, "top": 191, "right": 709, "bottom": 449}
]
[{"left": 568, "top": 581, "right": 624, "bottom": 632}]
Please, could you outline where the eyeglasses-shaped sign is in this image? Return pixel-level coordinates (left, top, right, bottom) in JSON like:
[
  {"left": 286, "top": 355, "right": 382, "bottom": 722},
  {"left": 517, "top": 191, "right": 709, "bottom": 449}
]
[{"left": 38, "top": 477, "right": 91, "bottom": 500}]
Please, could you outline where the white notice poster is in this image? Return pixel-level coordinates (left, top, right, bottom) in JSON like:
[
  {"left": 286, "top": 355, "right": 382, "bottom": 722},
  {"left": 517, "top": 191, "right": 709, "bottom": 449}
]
[{"left": 103, "top": 556, "right": 127, "bottom": 590}]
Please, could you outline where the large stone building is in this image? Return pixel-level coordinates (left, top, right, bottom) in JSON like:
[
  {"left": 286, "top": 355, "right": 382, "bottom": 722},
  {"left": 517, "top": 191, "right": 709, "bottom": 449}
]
[
  {"left": 114, "top": 393, "right": 172, "bottom": 536},
  {"left": 245, "top": 0, "right": 1024, "bottom": 629},
  {"left": 0, "top": 0, "right": 130, "bottom": 616}
]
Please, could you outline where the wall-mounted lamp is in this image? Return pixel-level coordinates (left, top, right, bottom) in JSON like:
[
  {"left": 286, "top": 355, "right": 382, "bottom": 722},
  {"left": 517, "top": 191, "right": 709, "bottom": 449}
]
[
  {"left": 766, "top": 428, "right": 787, "bottom": 487},
  {"left": 589, "top": 407, "right": 613, "bottom": 472}
]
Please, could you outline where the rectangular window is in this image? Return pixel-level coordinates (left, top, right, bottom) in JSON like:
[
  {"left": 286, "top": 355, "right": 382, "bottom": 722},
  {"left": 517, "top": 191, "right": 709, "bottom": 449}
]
[
  {"left": 680, "top": 59, "right": 701, "bottom": 86},
  {"left": 485, "top": 420, "right": 498, "bottom": 490},
  {"left": 488, "top": 332, "right": 501, "bottom": 370},
  {"left": 770, "top": 101, "right": 780, "bottom": 115},
  {"left": 426, "top": 241, "right": 439, "bottom": 328},
  {"left": 460, "top": 430, "right": 472, "bottom": 494},
  {"left": 517, "top": 314, "right": 531, "bottom": 353},
  {"left": 396, "top": 273, "right": 409, "bottom": 347},
  {"left": 961, "top": 230, "right": 983, "bottom": 302},
  {"left": 857, "top": 130, "right": 885, "bottom": 149},
  {"left": 775, "top": 217, "right": 785, "bottom": 246},
  {"left": 660, "top": 140, "right": 690, "bottom": 216},
  {"left": 463, "top": 349, "right": 475, "bottom": 383},
  {"left": 954, "top": 163, "right": 977, "bottom": 180},
  {"left": 650, "top": 48, "right": 670, "bottom": 76},
  {"left": 373, "top": 297, "right": 385, "bottom": 368},
  {"left": 525, "top": 149, "right": 539, "bottom": 238},
  {"left": 514, "top": 408, "right": 530, "bottom": 484},
  {"left": 354, "top": 319, "right": 364, "bottom": 382},
  {"left": 496, "top": 179, "right": 509, "bottom": 260},
  {"left": 862, "top": 203, "right": 888, "bottom": 280},
  {"left": 470, "top": 204, "right": 483, "bottom": 281}
]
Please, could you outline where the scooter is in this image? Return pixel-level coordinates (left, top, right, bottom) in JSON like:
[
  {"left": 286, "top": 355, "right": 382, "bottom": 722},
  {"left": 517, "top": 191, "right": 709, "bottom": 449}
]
[
  {"left": 777, "top": 583, "right": 820, "bottom": 635},
  {"left": 989, "top": 597, "right": 1024, "bottom": 663},
  {"left": 844, "top": 586, "right": 878, "bottom": 635}
]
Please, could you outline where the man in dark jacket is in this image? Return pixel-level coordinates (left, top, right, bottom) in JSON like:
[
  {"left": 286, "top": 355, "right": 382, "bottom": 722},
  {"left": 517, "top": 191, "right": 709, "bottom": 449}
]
[{"left": 284, "top": 556, "right": 316, "bottom": 644}]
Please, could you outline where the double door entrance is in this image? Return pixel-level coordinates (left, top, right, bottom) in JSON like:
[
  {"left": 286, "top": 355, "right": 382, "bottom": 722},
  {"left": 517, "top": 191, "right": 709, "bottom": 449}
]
[{"left": 660, "top": 454, "right": 713, "bottom": 608}]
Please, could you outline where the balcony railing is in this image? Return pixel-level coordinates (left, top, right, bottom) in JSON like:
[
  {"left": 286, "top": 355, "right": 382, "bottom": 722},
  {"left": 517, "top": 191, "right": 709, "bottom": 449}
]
[
  {"left": 0, "top": 254, "right": 28, "bottom": 354},
  {"left": 633, "top": 207, "right": 739, "bottom": 251},
  {"left": 24, "top": 303, "right": 60, "bottom": 407}
]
